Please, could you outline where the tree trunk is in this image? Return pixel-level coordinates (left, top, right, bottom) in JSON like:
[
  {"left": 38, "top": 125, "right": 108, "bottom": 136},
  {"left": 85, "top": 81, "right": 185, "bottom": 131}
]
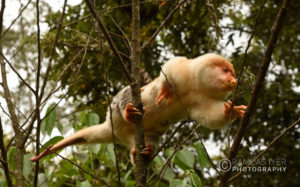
[{"left": 131, "top": 0, "right": 148, "bottom": 186}]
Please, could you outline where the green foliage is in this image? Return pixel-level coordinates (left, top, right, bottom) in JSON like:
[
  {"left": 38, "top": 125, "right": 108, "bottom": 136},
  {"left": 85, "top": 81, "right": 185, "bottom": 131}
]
[
  {"left": 23, "top": 154, "right": 33, "bottom": 180},
  {"left": 174, "top": 148, "right": 195, "bottom": 170},
  {"left": 1, "top": 0, "right": 299, "bottom": 186},
  {"left": 41, "top": 104, "right": 57, "bottom": 136},
  {"left": 194, "top": 142, "right": 210, "bottom": 169},
  {"left": 7, "top": 146, "right": 16, "bottom": 171}
]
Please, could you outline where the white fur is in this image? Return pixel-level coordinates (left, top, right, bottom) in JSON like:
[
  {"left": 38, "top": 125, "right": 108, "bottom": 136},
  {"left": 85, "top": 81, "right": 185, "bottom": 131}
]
[{"left": 32, "top": 53, "right": 237, "bottom": 161}]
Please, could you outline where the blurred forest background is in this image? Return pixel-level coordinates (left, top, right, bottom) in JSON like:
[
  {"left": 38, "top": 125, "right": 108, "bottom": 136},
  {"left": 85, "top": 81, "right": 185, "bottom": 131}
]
[{"left": 0, "top": 0, "right": 299, "bottom": 186}]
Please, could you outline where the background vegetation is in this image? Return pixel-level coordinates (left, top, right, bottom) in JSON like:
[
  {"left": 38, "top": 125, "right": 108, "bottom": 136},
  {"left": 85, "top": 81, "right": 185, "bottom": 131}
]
[{"left": 0, "top": 0, "right": 299, "bottom": 186}]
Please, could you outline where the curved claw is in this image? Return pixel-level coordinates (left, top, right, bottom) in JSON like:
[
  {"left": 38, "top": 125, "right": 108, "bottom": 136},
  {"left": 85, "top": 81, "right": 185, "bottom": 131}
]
[
  {"left": 224, "top": 100, "right": 247, "bottom": 119},
  {"left": 124, "top": 103, "right": 144, "bottom": 123},
  {"left": 131, "top": 144, "right": 154, "bottom": 164},
  {"left": 233, "top": 105, "right": 247, "bottom": 119}
]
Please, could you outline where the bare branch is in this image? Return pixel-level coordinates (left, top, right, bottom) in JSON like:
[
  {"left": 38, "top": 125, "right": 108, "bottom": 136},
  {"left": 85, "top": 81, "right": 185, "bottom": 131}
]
[
  {"left": 33, "top": 0, "right": 42, "bottom": 185},
  {"left": 195, "top": 131, "right": 221, "bottom": 175},
  {"left": 0, "top": 54, "right": 35, "bottom": 93},
  {"left": 0, "top": 0, "right": 25, "bottom": 185},
  {"left": 0, "top": 117, "right": 12, "bottom": 187},
  {"left": 16, "top": 118, "right": 110, "bottom": 186},
  {"left": 85, "top": 0, "right": 132, "bottom": 82},
  {"left": 105, "top": 72, "right": 122, "bottom": 186},
  {"left": 109, "top": 15, "right": 131, "bottom": 51},
  {"left": 226, "top": 0, "right": 267, "bottom": 157},
  {"left": 155, "top": 124, "right": 200, "bottom": 186},
  {"left": 228, "top": 119, "right": 300, "bottom": 182},
  {"left": 2, "top": 0, "right": 32, "bottom": 36},
  {"left": 205, "top": 0, "right": 223, "bottom": 40},
  {"left": 130, "top": 0, "right": 148, "bottom": 186},
  {"left": 40, "top": 0, "right": 68, "bottom": 101},
  {"left": 220, "top": 0, "right": 291, "bottom": 186},
  {"left": 142, "top": 0, "right": 187, "bottom": 50}
]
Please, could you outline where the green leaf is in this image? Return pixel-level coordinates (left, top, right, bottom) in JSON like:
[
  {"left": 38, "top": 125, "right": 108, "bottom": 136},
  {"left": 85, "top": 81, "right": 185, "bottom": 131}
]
[
  {"left": 152, "top": 155, "right": 175, "bottom": 181},
  {"left": 188, "top": 172, "right": 202, "bottom": 187},
  {"left": 174, "top": 149, "right": 195, "bottom": 170},
  {"left": 0, "top": 179, "right": 6, "bottom": 187},
  {"left": 152, "top": 154, "right": 164, "bottom": 168},
  {"left": 56, "top": 122, "right": 63, "bottom": 134},
  {"left": 42, "top": 105, "right": 57, "bottom": 136},
  {"left": 89, "top": 144, "right": 101, "bottom": 154},
  {"left": 163, "top": 166, "right": 175, "bottom": 181},
  {"left": 7, "top": 146, "right": 16, "bottom": 170},
  {"left": 107, "top": 144, "right": 116, "bottom": 165},
  {"left": 23, "top": 154, "right": 33, "bottom": 180},
  {"left": 86, "top": 113, "right": 100, "bottom": 126},
  {"left": 73, "top": 152, "right": 89, "bottom": 163},
  {"left": 38, "top": 173, "right": 48, "bottom": 187},
  {"left": 170, "top": 179, "right": 183, "bottom": 187},
  {"left": 165, "top": 147, "right": 174, "bottom": 158},
  {"left": 81, "top": 180, "right": 92, "bottom": 187},
  {"left": 80, "top": 111, "right": 87, "bottom": 125},
  {"left": 194, "top": 142, "right": 210, "bottom": 169},
  {"left": 73, "top": 121, "right": 81, "bottom": 131}
]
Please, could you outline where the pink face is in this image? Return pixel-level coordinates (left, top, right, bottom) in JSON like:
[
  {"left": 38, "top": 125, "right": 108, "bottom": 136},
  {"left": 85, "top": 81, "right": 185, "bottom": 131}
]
[{"left": 216, "top": 64, "right": 237, "bottom": 91}]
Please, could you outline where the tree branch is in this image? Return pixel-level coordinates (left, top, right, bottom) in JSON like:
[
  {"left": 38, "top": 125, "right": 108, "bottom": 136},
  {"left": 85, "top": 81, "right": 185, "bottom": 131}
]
[
  {"left": 219, "top": 0, "right": 291, "bottom": 186},
  {"left": 228, "top": 118, "right": 300, "bottom": 182},
  {"left": 0, "top": 118, "right": 12, "bottom": 187},
  {"left": 2, "top": 0, "right": 32, "bottom": 36},
  {"left": 39, "top": 0, "right": 67, "bottom": 101},
  {"left": 130, "top": 0, "right": 148, "bottom": 186},
  {"left": 84, "top": 0, "right": 131, "bottom": 82},
  {"left": 33, "top": 0, "right": 42, "bottom": 185},
  {"left": 155, "top": 124, "right": 200, "bottom": 186},
  {"left": 142, "top": 0, "right": 187, "bottom": 50},
  {"left": 226, "top": 0, "right": 267, "bottom": 157},
  {"left": 0, "top": 0, "right": 25, "bottom": 186}
]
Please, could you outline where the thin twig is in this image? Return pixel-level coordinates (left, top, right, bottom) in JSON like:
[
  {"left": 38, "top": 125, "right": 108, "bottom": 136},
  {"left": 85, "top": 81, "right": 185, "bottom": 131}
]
[
  {"left": 226, "top": 0, "right": 267, "bottom": 157},
  {"left": 142, "top": 0, "right": 187, "bottom": 50},
  {"left": 220, "top": 0, "right": 291, "bottom": 186},
  {"left": 0, "top": 54, "right": 35, "bottom": 93},
  {"left": 40, "top": 0, "right": 68, "bottom": 101},
  {"left": 150, "top": 120, "right": 188, "bottom": 162},
  {"left": 228, "top": 118, "right": 300, "bottom": 182},
  {"left": 63, "top": 0, "right": 166, "bottom": 28},
  {"left": 0, "top": 117, "right": 12, "bottom": 187},
  {"left": 130, "top": 0, "right": 148, "bottom": 186},
  {"left": 2, "top": 0, "right": 32, "bottom": 36},
  {"left": 25, "top": 121, "right": 110, "bottom": 186},
  {"left": 109, "top": 15, "right": 131, "bottom": 51},
  {"left": 33, "top": 0, "right": 42, "bottom": 185},
  {"left": 155, "top": 123, "right": 200, "bottom": 186},
  {"left": 65, "top": 26, "right": 102, "bottom": 44},
  {"left": 105, "top": 72, "right": 122, "bottom": 186},
  {"left": 205, "top": 0, "right": 223, "bottom": 40},
  {"left": 85, "top": 0, "right": 131, "bottom": 82},
  {"left": 25, "top": 0, "right": 68, "bottom": 147},
  {"left": 195, "top": 131, "right": 221, "bottom": 175}
]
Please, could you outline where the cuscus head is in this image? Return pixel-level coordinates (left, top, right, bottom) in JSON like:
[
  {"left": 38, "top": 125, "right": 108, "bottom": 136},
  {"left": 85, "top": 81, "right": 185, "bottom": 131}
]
[{"left": 190, "top": 53, "right": 237, "bottom": 95}]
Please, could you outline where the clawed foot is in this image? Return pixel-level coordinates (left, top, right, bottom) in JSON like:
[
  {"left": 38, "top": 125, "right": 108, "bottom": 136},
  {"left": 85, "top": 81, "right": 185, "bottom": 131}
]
[
  {"left": 124, "top": 103, "right": 144, "bottom": 123},
  {"left": 156, "top": 83, "right": 173, "bottom": 105},
  {"left": 131, "top": 144, "right": 154, "bottom": 164},
  {"left": 224, "top": 100, "right": 247, "bottom": 119}
]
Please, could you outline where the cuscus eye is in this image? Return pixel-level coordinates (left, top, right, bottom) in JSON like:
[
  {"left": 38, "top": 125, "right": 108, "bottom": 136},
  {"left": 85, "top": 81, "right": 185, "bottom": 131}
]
[{"left": 223, "top": 66, "right": 229, "bottom": 73}]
